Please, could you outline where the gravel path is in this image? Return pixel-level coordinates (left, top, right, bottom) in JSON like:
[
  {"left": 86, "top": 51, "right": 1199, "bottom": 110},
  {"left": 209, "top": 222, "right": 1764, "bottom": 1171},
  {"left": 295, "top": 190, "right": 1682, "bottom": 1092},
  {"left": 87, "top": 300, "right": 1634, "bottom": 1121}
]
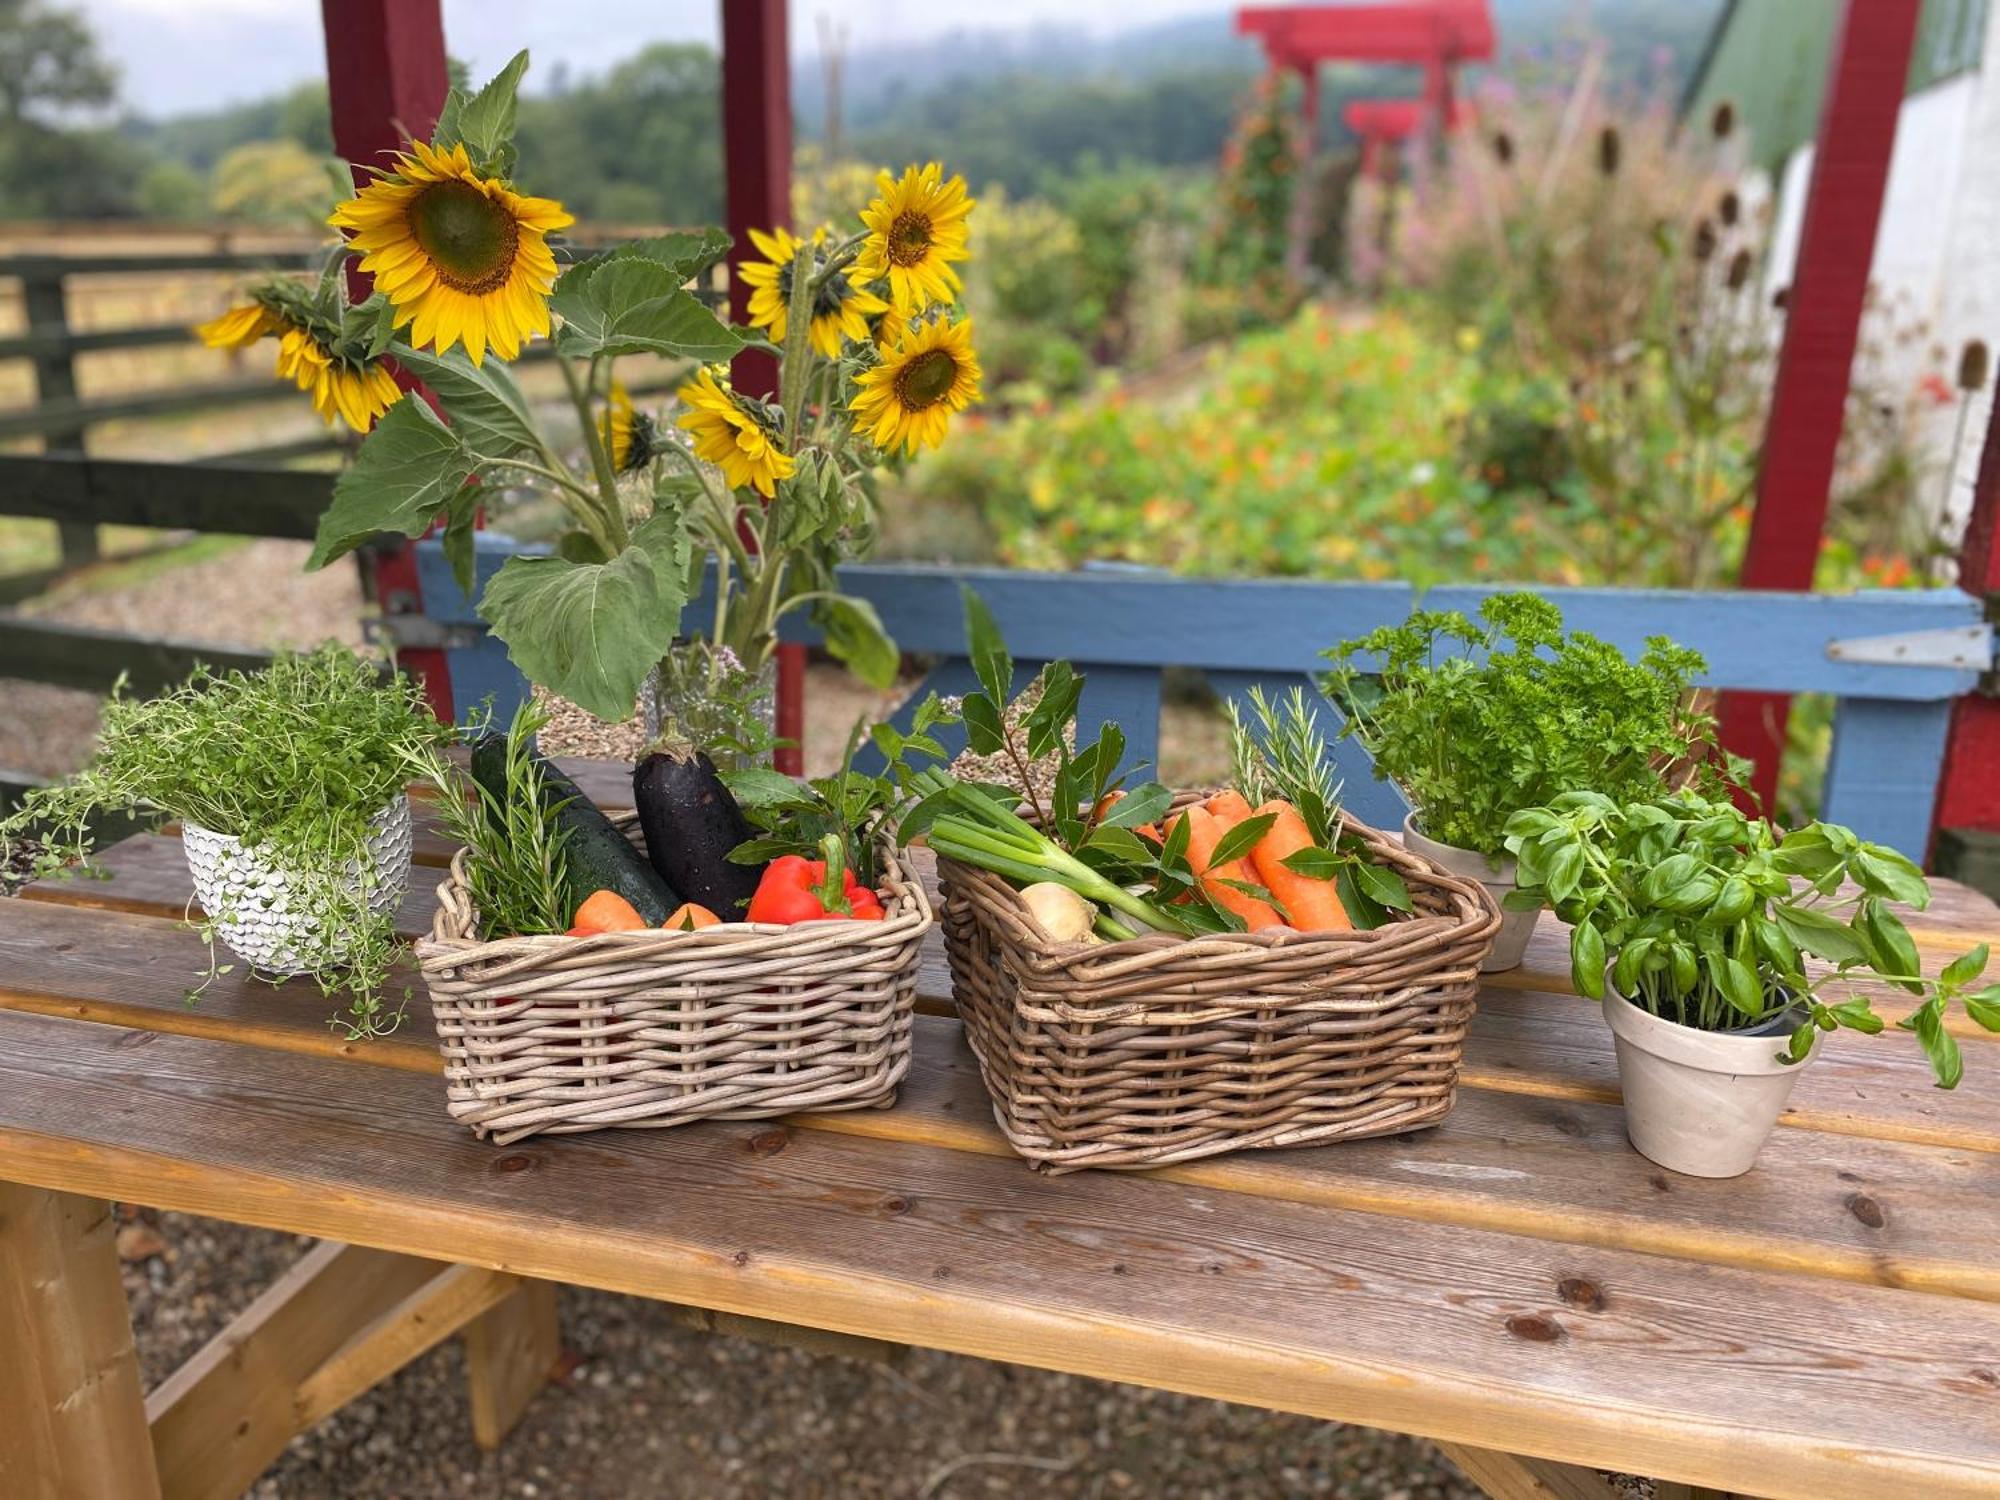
[{"left": 119, "top": 1209, "right": 1481, "bottom": 1500}]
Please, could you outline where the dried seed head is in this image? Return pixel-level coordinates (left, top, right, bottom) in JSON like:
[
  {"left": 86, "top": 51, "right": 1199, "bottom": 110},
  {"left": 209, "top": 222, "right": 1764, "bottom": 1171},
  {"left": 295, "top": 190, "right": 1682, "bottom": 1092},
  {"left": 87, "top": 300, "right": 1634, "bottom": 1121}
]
[
  {"left": 1727, "top": 247, "right": 1753, "bottom": 290},
  {"left": 1492, "top": 130, "right": 1515, "bottom": 166},
  {"left": 1692, "top": 219, "right": 1717, "bottom": 262},
  {"left": 1772, "top": 285, "right": 1790, "bottom": 311},
  {"left": 1711, "top": 101, "right": 1736, "bottom": 140},
  {"left": 1719, "top": 189, "right": 1741, "bottom": 227},
  {"left": 1959, "top": 339, "right": 1991, "bottom": 391},
  {"left": 1597, "top": 125, "right": 1621, "bottom": 176}
]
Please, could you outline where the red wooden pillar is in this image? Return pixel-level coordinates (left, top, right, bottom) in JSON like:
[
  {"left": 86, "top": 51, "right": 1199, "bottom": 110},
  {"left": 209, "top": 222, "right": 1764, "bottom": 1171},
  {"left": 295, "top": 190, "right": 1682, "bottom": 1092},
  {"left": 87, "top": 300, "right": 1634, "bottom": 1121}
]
[
  {"left": 1286, "top": 61, "right": 1319, "bottom": 279},
  {"left": 1932, "top": 395, "right": 2000, "bottom": 842},
  {"left": 720, "top": 0, "right": 805, "bottom": 774},
  {"left": 1717, "top": 0, "right": 1921, "bottom": 813},
  {"left": 320, "top": 0, "right": 453, "bottom": 718}
]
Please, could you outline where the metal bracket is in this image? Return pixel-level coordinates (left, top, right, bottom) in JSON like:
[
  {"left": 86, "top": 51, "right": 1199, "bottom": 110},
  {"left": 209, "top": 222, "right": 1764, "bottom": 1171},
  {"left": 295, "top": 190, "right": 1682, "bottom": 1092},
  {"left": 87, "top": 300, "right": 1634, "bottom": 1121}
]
[
  {"left": 1824, "top": 624, "right": 1994, "bottom": 671},
  {"left": 362, "top": 615, "right": 486, "bottom": 652}
]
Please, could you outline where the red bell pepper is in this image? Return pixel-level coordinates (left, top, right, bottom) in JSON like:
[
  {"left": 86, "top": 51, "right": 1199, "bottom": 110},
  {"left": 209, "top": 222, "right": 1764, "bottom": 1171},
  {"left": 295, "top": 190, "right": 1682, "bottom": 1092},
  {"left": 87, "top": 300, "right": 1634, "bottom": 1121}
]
[{"left": 747, "top": 854, "right": 887, "bottom": 924}]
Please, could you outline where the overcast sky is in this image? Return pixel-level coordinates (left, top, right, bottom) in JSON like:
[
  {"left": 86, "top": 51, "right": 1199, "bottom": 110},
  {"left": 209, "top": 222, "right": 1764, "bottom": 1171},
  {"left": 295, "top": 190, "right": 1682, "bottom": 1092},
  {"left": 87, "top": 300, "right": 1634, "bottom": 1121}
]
[{"left": 77, "top": 0, "right": 1229, "bottom": 117}]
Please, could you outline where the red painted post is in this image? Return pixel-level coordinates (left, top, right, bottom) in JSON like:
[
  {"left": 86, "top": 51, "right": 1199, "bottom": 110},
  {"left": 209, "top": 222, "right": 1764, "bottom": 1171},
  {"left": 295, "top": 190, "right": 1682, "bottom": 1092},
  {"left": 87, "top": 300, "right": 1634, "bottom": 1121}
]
[
  {"left": 320, "top": 0, "right": 453, "bottom": 719},
  {"left": 720, "top": 0, "right": 806, "bottom": 774},
  {"left": 1716, "top": 0, "right": 1921, "bottom": 814},
  {"left": 1932, "top": 394, "right": 2000, "bottom": 842}
]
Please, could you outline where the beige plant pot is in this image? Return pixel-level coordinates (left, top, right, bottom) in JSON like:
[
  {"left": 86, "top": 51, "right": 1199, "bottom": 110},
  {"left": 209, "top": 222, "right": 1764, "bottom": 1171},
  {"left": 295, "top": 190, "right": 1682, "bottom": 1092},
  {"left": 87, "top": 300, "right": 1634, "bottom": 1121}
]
[
  {"left": 1603, "top": 987, "right": 1819, "bottom": 1178},
  {"left": 1402, "top": 815, "right": 1536, "bottom": 972}
]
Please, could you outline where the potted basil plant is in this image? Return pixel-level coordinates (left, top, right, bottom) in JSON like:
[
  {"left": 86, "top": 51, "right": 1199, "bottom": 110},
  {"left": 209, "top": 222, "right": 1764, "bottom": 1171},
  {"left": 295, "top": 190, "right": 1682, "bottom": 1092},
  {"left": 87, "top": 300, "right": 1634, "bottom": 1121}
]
[
  {"left": 0, "top": 646, "right": 451, "bottom": 1040},
  {"left": 1506, "top": 790, "right": 1997, "bottom": 1177},
  {"left": 1322, "top": 592, "right": 1722, "bottom": 971}
]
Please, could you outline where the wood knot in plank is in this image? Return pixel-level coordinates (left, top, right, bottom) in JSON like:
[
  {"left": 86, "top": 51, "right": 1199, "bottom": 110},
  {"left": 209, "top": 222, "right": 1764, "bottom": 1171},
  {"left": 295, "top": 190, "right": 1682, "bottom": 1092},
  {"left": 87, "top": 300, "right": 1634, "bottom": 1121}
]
[
  {"left": 1556, "top": 1278, "right": 1605, "bottom": 1312},
  {"left": 746, "top": 1127, "right": 791, "bottom": 1157},
  {"left": 491, "top": 1152, "right": 538, "bottom": 1175},
  {"left": 878, "top": 1194, "right": 912, "bottom": 1216},
  {"left": 1846, "top": 1193, "right": 1887, "bottom": 1229},
  {"left": 1505, "top": 1313, "right": 1565, "bottom": 1344}
]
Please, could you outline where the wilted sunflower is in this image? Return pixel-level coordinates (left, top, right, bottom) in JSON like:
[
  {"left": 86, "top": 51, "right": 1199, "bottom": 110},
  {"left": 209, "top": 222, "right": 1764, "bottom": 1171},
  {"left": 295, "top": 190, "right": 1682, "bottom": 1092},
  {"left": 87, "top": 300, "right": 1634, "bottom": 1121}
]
[
  {"left": 195, "top": 301, "right": 281, "bottom": 350},
  {"left": 852, "top": 162, "right": 973, "bottom": 312},
  {"left": 850, "top": 315, "right": 981, "bottom": 455},
  {"left": 329, "top": 140, "right": 573, "bottom": 366},
  {"left": 675, "top": 366, "right": 795, "bottom": 498},
  {"left": 600, "top": 382, "right": 656, "bottom": 472},
  {"left": 739, "top": 225, "right": 889, "bottom": 358},
  {"left": 275, "top": 326, "right": 402, "bottom": 432}
]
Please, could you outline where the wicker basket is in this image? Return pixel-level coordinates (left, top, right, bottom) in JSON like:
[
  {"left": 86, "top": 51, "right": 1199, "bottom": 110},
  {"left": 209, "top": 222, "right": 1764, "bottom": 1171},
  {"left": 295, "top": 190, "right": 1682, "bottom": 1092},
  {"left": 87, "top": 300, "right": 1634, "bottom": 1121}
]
[
  {"left": 416, "top": 815, "right": 931, "bottom": 1144},
  {"left": 937, "top": 799, "right": 1499, "bottom": 1172}
]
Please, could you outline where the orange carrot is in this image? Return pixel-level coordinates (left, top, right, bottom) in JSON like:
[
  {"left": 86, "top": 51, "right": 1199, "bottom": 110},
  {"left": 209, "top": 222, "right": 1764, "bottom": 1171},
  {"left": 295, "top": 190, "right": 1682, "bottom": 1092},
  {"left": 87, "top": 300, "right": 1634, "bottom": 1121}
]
[
  {"left": 1205, "top": 788, "right": 1256, "bottom": 827},
  {"left": 571, "top": 889, "right": 649, "bottom": 934},
  {"left": 1182, "top": 804, "right": 1285, "bottom": 930},
  {"left": 662, "top": 902, "right": 722, "bottom": 931},
  {"left": 1250, "top": 800, "right": 1351, "bottom": 931}
]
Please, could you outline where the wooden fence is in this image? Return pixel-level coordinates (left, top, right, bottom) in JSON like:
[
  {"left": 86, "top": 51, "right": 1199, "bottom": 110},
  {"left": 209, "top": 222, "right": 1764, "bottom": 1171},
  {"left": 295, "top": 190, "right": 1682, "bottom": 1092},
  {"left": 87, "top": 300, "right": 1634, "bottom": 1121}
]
[{"left": 419, "top": 536, "right": 1997, "bottom": 866}]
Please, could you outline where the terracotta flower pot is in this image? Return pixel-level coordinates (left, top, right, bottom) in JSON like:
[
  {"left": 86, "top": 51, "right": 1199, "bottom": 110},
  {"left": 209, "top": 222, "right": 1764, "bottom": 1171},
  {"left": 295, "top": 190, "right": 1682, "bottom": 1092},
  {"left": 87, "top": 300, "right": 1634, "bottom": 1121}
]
[
  {"left": 1403, "top": 815, "right": 1536, "bottom": 972},
  {"left": 1603, "top": 987, "right": 1819, "bottom": 1178}
]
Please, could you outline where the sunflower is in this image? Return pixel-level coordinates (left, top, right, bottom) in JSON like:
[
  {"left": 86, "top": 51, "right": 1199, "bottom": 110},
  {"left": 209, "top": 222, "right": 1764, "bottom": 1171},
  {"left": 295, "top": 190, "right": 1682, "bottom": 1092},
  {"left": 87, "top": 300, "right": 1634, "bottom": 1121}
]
[
  {"left": 600, "top": 381, "right": 656, "bottom": 472},
  {"left": 675, "top": 366, "right": 795, "bottom": 498},
  {"left": 275, "top": 326, "right": 403, "bottom": 432},
  {"left": 738, "top": 225, "right": 889, "bottom": 358},
  {"left": 852, "top": 163, "right": 974, "bottom": 312},
  {"left": 195, "top": 301, "right": 280, "bottom": 350},
  {"left": 329, "top": 140, "right": 573, "bottom": 366},
  {"left": 849, "top": 315, "right": 982, "bottom": 455}
]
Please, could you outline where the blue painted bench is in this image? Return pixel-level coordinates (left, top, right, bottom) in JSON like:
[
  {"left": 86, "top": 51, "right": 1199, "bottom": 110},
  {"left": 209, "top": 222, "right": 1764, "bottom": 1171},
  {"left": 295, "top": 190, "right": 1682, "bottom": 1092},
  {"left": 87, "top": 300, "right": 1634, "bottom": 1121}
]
[{"left": 417, "top": 538, "right": 1995, "bottom": 861}]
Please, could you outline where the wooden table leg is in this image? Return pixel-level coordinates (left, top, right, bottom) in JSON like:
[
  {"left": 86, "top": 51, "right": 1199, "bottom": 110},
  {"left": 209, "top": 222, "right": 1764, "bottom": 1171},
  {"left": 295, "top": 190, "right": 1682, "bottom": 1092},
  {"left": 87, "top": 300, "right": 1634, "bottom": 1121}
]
[
  {"left": 464, "top": 1279, "right": 560, "bottom": 1449},
  {"left": 0, "top": 1182, "right": 161, "bottom": 1500},
  {"left": 1435, "top": 1442, "right": 1619, "bottom": 1500}
]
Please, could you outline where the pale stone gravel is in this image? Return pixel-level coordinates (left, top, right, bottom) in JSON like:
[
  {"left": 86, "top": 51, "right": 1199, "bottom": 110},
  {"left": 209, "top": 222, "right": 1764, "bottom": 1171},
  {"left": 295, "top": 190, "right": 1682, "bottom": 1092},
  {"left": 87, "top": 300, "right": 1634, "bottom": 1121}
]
[{"left": 119, "top": 1209, "right": 1482, "bottom": 1500}]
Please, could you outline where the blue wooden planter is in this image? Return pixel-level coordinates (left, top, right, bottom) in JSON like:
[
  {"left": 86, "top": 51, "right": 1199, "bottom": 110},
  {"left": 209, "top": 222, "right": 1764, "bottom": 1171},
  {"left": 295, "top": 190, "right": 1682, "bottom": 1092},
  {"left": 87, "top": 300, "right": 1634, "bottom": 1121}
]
[{"left": 413, "top": 536, "right": 1992, "bottom": 860}]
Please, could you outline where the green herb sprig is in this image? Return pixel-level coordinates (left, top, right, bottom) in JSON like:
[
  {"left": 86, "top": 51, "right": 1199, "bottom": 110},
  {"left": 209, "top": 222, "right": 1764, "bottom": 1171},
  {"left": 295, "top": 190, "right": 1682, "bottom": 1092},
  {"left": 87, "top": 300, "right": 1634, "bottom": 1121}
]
[
  {"left": 1506, "top": 790, "right": 1998, "bottom": 1087},
  {"left": 1322, "top": 591, "right": 1726, "bottom": 858},
  {"left": 1, "top": 646, "right": 452, "bottom": 1038},
  {"left": 407, "top": 701, "right": 573, "bottom": 940},
  {"left": 1225, "top": 684, "right": 1411, "bottom": 927}
]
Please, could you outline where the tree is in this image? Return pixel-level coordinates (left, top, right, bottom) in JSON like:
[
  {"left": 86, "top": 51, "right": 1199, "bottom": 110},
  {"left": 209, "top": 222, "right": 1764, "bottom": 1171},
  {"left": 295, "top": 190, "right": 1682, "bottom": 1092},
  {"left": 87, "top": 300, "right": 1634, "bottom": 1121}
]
[{"left": 0, "top": 0, "right": 115, "bottom": 128}]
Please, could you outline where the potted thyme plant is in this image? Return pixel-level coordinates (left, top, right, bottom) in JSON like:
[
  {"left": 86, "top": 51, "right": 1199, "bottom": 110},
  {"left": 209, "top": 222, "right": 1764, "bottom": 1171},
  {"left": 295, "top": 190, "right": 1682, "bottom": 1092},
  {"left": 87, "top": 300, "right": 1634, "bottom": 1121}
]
[
  {"left": 0, "top": 646, "right": 451, "bottom": 1039},
  {"left": 1506, "top": 790, "right": 1997, "bottom": 1176},
  {"left": 202, "top": 53, "right": 981, "bottom": 753},
  {"left": 1321, "top": 591, "right": 1720, "bottom": 970}
]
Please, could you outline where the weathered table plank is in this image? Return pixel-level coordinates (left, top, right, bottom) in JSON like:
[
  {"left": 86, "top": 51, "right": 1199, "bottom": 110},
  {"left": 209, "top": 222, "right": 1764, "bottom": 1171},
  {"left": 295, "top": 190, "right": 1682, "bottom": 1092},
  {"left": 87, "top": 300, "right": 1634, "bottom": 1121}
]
[
  {"left": 0, "top": 1006, "right": 1995, "bottom": 1500},
  {"left": 2, "top": 899, "right": 1999, "bottom": 1305}
]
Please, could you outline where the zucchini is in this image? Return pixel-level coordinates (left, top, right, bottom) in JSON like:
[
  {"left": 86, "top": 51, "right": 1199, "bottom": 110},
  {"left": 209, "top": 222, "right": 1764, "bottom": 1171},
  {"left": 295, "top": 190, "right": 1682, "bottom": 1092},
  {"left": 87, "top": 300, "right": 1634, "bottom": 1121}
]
[
  {"left": 633, "top": 748, "right": 766, "bottom": 919},
  {"left": 469, "top": 734, "right": 679, "bottom": 925}
]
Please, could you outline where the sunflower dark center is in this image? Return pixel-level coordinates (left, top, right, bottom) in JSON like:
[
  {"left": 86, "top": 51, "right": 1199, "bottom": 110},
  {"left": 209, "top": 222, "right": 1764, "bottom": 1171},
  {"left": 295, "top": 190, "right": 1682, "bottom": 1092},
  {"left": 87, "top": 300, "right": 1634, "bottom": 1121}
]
[
  {"left": 776, "top": 256, "right": 854, "bottom": 319},
  {"left": 408, "top": 181, "right": 518, "bottom": 293},
  {"left": 894, "top": 349, "right": 957, "bottom": 410},
  {"left": 886, "top": 210, "right": 933, "bottom": 268}
]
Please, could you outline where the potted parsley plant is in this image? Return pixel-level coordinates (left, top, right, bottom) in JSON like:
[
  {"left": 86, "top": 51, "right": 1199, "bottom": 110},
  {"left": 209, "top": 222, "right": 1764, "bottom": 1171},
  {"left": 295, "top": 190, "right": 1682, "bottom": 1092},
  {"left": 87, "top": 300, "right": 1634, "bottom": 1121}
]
[
  {"left": 1322, "top": 592, "right": 1721, "bottom": 971},
  {"left": 1506, "top": 790, "right": 1996, "bottom": 1176}
]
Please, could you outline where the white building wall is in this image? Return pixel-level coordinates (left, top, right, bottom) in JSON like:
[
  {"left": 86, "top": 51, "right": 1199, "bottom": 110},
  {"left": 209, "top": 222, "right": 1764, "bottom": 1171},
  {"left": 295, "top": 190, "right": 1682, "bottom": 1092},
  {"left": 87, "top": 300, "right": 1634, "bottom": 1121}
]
[{"left": 1765, "top": 21, "right": 1999, "bottom": 547}]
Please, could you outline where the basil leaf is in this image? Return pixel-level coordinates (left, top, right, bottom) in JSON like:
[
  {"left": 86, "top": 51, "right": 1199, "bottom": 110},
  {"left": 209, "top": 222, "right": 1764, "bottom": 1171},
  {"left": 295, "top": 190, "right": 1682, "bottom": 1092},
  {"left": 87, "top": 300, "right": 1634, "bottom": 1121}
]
[
  {"left": 1570, "top": 921, "right": 1606, "bottom": 999},
  {"left": 1911, "top": 1000, "right": 1964, "bottom": 1089},
  {"left": 960, "top": 586, "right": 1012, "bottom": 707},
  {"left": 1940, "top": 942, "right": 1990, "bottom": 990}
]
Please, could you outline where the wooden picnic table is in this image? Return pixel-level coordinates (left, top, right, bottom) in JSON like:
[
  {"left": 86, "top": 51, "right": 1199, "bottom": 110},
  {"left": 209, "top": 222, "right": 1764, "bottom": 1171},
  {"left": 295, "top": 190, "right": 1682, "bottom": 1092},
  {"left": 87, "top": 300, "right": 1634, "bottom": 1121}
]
[{"left": 3, "top": 758, "right": 1998, "bottom": 1500}]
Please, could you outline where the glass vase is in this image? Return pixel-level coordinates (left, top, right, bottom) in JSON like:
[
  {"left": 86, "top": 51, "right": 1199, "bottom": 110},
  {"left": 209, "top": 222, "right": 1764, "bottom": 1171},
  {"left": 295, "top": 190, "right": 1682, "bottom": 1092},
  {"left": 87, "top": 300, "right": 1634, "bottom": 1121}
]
[{"left": 639, "top": 640, "right": 778, "bottom": 772}]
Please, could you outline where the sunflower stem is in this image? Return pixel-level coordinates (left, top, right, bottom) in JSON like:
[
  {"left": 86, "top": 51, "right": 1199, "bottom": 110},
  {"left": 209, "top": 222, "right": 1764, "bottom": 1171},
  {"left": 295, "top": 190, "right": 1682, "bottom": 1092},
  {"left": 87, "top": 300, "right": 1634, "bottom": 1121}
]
[
  {"left": 777, "top": 237, "right": 819, "bottom": 445},
  {"left": 560, "top": 355, "right": 627, "bottom": 549}
]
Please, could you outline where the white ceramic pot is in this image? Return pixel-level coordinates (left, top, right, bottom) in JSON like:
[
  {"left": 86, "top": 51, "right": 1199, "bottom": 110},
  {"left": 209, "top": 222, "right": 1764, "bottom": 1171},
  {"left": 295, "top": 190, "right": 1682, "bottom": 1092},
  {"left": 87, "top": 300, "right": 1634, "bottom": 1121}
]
[
  {"left": 181, "top": 796, "right": 413, "bottom": 977},
  {"left": 1603, "top": 987, "right": 1818, "bottom": 1178},
  {"left": 1402, "top": 815, "right": 1535, "bottom": 972}
]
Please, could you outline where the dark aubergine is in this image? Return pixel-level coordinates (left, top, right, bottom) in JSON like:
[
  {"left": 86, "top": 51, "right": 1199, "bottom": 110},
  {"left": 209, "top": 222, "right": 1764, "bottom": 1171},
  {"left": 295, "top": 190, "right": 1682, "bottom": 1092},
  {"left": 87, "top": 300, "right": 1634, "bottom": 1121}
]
[
  {"left": 469, "top": 733, "right": 679, "bottom": 924},
  {"left": 632, "top": 748, "right": 766, "bottom": 919}
]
